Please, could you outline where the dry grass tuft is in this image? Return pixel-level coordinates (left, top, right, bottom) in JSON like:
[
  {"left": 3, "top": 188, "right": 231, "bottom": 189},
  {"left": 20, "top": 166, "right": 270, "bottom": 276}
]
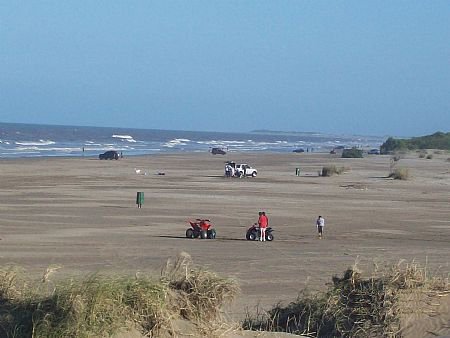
[
  {"left": 0, "top": 252, "right": 239, "bottom": 338},
  {"left": 162, "top": 252, "right": 240, "bottom": 323},
  {"left": 243, "top": 260, "right": 449, "bottom": 337},
  {"left": 388, "top": 168, "right": 410, "bottom": 180},
  {"left": 321, "top": 165, "right": 347, "bottom": 177}
]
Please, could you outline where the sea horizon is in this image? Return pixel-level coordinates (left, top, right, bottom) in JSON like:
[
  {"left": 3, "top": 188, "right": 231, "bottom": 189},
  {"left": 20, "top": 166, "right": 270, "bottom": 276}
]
[{"left": 0, "top": 121, "right": 386, "bottom": 159}]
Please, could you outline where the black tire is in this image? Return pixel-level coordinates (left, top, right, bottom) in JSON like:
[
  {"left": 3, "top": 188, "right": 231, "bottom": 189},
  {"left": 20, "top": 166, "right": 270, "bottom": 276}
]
[
  {"left": 246, "top": 231, "right": 252, "bottom": 240},
  {"left": 200, "top": 230, "right": 208, "bottom": 239},
  {"left": 248, "top": 231, "right": 256, "bottom": 241},
  {"left": 266, "top": 233, "right": 274, "bottom": 241},
  {"left": 252, "top": 171, "right": 257, "bottom": 177},
  {"left": 186, "top": 228, "right": 194, "bottom": 238},
  {"left": 208, "top": 229, "right": 216, "bottom": 239}
]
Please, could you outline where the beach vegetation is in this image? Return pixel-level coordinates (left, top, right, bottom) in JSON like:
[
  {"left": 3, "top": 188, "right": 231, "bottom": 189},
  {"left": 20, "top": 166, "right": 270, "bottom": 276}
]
[
  {"left": 426, "top": 154, "right": 433, "bottom": 160},
  {"left": 380, "top": 132, "right": 450, "bottom": 154},
  {"left": 341, "top": 147, "right": 363, "bottom": 158},
  {"left": 388, "top": 168, "right": 410, "bottom": 180},
  {"left": 242, "top": 261, "right": 449, "bottom": 337},
  {"left": 320, "top": 165, "right": 346, "bottom": 177},
  {"left": 0, "top": 253, "right": 239, "bottom": 338}
]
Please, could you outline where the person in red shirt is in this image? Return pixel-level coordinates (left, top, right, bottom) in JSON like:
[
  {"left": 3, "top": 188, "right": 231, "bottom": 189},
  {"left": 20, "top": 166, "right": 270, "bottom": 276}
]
[{"left": 258, "top": 211, "right": 269, "bottom": 242}]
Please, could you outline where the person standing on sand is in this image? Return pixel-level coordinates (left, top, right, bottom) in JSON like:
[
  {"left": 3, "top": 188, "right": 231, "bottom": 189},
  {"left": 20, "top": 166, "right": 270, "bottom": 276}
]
[
  {"left": 316, "top": 215, "right": 325, "bottom": 238},
  {"left": 258, "top": 211, "right": 269, "bottom": 242}
]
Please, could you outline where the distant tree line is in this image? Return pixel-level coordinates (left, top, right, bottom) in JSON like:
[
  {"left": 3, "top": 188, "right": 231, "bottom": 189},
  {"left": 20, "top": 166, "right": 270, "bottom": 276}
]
[{"left": 380, "top": 132, "right": 450, "bottom": 153}]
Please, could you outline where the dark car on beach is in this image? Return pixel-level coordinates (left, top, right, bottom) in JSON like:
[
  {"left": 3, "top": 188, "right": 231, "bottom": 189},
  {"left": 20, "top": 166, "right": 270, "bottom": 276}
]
[
  {"left": 211, "top": 147, "right": 226, "bottom": 155},
  {"left": 99, "top": 150, "right": 119, "bottom": 160}
]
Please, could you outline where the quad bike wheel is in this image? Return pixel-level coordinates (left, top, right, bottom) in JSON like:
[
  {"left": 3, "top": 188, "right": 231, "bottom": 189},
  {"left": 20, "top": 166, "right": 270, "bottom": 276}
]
[
  {"left": 248, "top": 231, "right": 256, "bottom": 241},
  {"left": 200, "top": 230, "right": 208, "bottom": 239},
  {"left": 252, "top": 172, "right": 257, "bottom": 177},
  {"left": 266, "top": 233, "right": 274, "bottom": 241},
  {"left": 186, "top": 228, "right": 194, "bottom": 238},
  {"left": 207, "top": 229, "right": 216, "bottom": 239}
]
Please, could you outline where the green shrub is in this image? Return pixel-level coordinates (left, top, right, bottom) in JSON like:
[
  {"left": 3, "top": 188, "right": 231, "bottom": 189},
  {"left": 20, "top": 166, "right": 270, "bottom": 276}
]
[
  {"left": 418, "top": 152, "right": 426, "bottom": 158},
  {"left": 381, "top": 132, "right": 450, "bottom": 152},
  {"left": 426, "top": 154, "right": 433, "bottom": 159},
  {"left": 388, "top": 168, "right": 409, "bottom": 180},
  {"left": 341, "top": 147, "right": 363, "bottom": 158}
]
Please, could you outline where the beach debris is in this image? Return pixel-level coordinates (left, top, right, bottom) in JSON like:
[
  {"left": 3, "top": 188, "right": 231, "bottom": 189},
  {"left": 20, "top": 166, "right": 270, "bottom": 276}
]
[
  {"left": 134, "top": 168, "right": 148, "bottom": 175},
  {"left": 340, "top": 184, "right": 368, "bottom": 190}
]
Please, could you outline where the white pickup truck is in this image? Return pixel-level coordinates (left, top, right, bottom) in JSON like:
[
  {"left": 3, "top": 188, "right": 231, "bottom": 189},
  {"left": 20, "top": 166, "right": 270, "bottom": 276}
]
[
  {"left": 225, "top": 161, "right": 258, "bottom": 177},
  {"left": 235, "top": 164, "right": 258, "bottom": 177}
]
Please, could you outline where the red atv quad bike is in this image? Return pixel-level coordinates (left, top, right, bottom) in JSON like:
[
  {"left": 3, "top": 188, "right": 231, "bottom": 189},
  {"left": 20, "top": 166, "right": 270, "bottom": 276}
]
[{"left": 186, "top": 219, "right": 217, "bottom": 239}]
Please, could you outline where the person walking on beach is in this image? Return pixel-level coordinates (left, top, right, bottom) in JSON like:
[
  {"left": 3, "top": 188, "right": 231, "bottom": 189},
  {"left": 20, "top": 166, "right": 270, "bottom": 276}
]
[
  {"left": 316, "top": 215, "right": 325, "bottom": 239},
  {"left": 258, "top": 211, "right": 269, "bottom": 242}
]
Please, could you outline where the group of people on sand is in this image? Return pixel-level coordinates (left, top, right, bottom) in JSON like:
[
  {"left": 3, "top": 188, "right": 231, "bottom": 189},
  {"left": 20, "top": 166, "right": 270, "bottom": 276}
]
[
  {"left": 224, "top": 163, "right": 246, "bottom": 178},
  {"left": 255, "top": 212, "right": 325, "bottom": 241},
  {"left": 224, "top": 163, "right": 235, "bottom": 178}
]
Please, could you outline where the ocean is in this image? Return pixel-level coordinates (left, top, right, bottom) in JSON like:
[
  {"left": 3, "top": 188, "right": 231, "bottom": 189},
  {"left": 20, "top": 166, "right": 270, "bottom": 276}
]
[{"left": 0, "top": 122, "right": 385, "bottom": 158}]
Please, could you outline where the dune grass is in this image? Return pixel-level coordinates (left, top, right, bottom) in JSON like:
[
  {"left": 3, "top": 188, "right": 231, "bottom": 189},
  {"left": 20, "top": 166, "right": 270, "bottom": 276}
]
[
  {"left": 321, "top": 165, "right": 347, "bottom": 177},
  {"left": 243, "top": 260, "right": 449, "bottom": 337},
  {"left": 0, "top": 253, "right": 239, "bottom": 338},
  {"left": 388, "top": 168, "right": 410, "bottom": 180}
]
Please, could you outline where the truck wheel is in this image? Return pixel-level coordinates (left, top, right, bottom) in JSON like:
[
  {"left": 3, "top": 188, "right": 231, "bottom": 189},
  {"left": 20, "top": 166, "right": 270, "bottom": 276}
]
[{"left": 252, "top": 172, "right": 257, "bottom": 177}]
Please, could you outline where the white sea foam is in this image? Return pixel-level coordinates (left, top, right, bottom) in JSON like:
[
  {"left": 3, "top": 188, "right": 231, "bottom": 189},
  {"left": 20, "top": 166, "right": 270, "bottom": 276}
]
[
  {"left": 112, "top": 134, "right": 137, "bottom": 143},
  {"left": 15, "top": 146, "right": 81, "bottom": 152},
  {"left": 163, "top": 138, "right": 191, "bottom": 147},
  {"left": 15, "top": 140, "right": 56, "bottom": 146}
]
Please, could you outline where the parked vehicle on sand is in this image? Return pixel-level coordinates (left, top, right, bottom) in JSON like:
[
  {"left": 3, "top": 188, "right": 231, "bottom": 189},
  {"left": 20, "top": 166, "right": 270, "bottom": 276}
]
[
  {"left": 211, "top": 147, "right": 227, "bottom": 155},
  {"left": 246, "top": 223, "right": 274, "bottom": 241},
  {"left": 368, "top": 148, "right": 380, "bottom": 155},
  {"left": 186, "top": 219, "right": 216, "bottom": 239},
  {"left": 235, "top": 164, "right": 258, "bottom": 177},
  {"left": 99, "top": 150, "right": 119, "bottom": 160}
]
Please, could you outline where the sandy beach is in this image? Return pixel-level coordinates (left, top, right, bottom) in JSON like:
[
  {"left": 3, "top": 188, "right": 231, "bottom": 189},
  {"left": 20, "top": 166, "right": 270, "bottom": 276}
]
[{"left": 1, "top": 152, "right": 449, "bottom": 335}]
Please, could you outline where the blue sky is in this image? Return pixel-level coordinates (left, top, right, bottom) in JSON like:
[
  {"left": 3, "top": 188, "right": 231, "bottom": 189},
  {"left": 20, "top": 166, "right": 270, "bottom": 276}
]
[{"left": 1, "top": 1, "right": 449, "bottom": 137}]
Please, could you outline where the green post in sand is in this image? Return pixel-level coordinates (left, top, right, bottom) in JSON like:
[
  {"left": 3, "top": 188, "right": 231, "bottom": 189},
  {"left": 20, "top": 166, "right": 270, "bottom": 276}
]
[
  {"left": 295, "top": 168, "right": 301, "bottom": 176},
  {"left": 136, "top": 192, "right": 144, "bottom": 208}
]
